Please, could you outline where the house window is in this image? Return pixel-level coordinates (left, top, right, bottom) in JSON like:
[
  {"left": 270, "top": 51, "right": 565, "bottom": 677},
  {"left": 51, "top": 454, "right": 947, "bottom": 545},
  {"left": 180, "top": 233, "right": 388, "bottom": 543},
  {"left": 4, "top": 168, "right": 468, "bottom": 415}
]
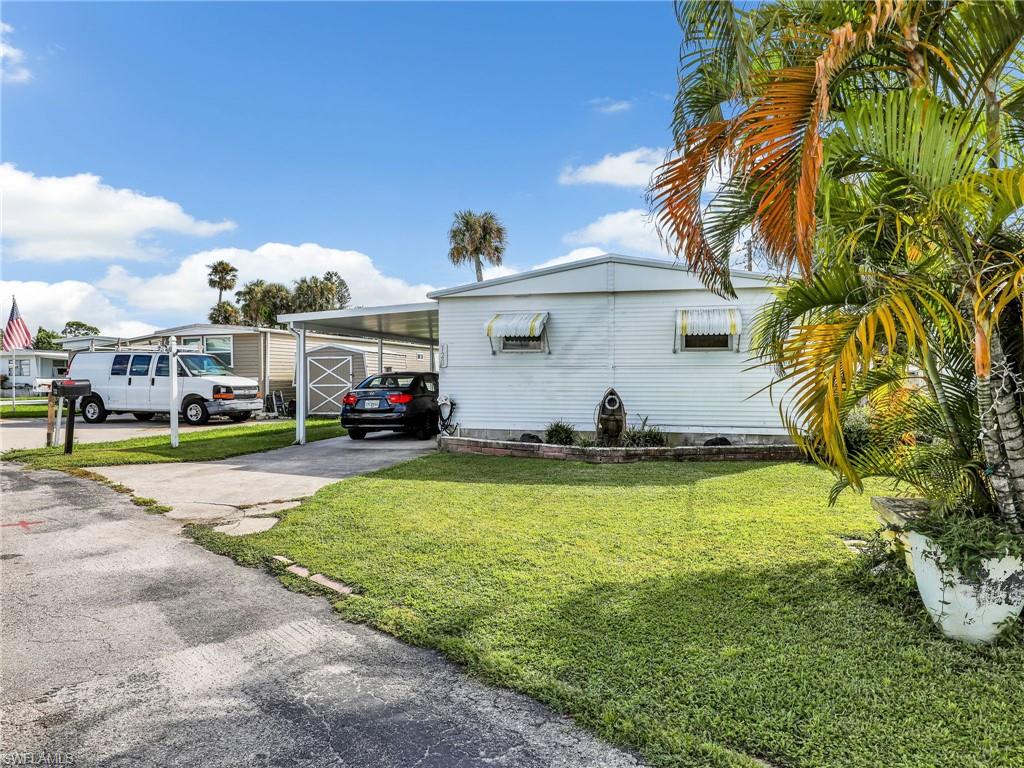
[
  {"left": 675, "top": 308, "right": 742, "bottom": 353},
  {"left": 500, "top": 336, "right": 544, "bottom": 352},
  {"left": 485, "top": 312, "right": 549, "bottom": 354},
  {"left": 7, "top": 359, "right": 30, "bottom": 377},
  {"left": 681, "top": 334, "right": 731, "bottom": 350},
  {"left": 204, "top": 336, "right": 233, "bottom": 368},
  {"left": 180, "top": 336, "right": 203, "bottom": 351},
  {"left": 416, "top": 352, "right": 425, "bottom": 360}
]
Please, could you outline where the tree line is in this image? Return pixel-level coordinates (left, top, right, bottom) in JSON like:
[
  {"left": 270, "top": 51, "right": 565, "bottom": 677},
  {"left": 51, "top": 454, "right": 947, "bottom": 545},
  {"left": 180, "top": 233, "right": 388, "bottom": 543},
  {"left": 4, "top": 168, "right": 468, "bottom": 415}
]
[{"left": 206, "top": 261, "right": 352, "bottom": 328}]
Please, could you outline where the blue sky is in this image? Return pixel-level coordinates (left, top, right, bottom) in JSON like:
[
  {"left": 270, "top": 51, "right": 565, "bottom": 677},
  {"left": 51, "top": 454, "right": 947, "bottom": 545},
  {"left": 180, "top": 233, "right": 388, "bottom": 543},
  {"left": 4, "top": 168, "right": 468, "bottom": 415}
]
[{"left": 1, "top": 2, "right": 683, "bottom": 335}]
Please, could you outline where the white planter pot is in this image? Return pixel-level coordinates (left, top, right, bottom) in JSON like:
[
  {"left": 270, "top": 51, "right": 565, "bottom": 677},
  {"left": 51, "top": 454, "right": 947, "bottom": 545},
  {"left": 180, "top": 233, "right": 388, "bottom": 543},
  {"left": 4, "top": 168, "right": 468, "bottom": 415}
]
[{"left": 909, "top": 531, "right": 1024, "bottom": 644}]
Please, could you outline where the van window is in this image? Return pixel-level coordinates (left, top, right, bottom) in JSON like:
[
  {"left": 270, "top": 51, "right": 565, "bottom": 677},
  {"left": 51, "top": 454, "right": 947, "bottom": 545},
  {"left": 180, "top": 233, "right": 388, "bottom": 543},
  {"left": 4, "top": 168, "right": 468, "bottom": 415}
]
[
  {"left": 129, "top": 355, "right": 153, "bottom": 376},
  {"left": 180, "top": 354, "right": 233, "bottom": 376},
  {"left": 110, "top": 354, "right": 131, "bottom": 376},
  {"left": 154, "top": 356, "right": 190, "bottom": 377}
]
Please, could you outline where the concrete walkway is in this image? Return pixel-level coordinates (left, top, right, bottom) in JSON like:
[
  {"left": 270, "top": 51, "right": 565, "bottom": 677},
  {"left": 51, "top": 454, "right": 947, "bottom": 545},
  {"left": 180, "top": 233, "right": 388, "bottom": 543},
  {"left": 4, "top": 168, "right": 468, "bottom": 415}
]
[
  {"left": 90, "top": 431, "right": 436, "bottom": 521},
  {"left": 1, "top": 468, "right": 641, "bottom": 767}
]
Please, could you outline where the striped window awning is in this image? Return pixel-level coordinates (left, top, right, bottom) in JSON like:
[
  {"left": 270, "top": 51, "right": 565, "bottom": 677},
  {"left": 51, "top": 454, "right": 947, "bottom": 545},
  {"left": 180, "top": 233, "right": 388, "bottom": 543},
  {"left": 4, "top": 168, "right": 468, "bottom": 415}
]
[
  {"left": 677, "top": 307, "right": 742, "bottom": 336},
  {"left": 485, "top": 312, "right": 549, "bottom": 338}
]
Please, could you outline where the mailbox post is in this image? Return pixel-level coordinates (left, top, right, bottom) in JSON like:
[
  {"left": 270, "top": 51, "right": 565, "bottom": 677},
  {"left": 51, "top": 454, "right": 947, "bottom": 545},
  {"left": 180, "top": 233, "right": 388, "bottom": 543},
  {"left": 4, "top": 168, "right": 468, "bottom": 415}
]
[{"left": 51, "top": 379, "right": 92, "bottom": 455}]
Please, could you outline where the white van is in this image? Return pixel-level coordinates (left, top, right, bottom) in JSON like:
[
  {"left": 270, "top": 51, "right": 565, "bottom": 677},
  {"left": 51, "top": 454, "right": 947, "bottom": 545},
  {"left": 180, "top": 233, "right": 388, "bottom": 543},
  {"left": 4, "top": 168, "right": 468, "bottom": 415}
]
[{"left": 66, "top": 350, "right": 263, "bottom": 425}]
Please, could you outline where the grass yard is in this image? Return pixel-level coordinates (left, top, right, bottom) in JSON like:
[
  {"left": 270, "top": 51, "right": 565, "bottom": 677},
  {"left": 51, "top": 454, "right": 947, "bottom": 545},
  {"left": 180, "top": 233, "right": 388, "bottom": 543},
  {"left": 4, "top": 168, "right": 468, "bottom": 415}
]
[
  {"left": 0, "top": 403, "right": 49, "bottom": 419},
  {"left": 191, "top": 454, "right": 1024, "bottom": 768},
  {"left": 2, "top": 418, "right": 344, "bottom": 469}
]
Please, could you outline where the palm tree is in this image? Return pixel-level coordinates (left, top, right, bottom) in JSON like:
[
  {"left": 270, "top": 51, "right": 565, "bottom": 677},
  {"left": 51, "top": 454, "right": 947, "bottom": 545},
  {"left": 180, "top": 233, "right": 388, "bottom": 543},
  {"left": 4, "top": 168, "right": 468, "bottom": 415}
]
[
  {"left": 650, "top": 1, "right": 1024, "bottom": 531},
  {"left": 448, "top": 210, "right": 507, "bottom": 282},
  {"left": 235, "top": 280, "right": 267, "bottom": 327},
  {"left": 292, "top": 272, "right": 351, "bottom": 313},
  {"left": 208, "top": 301, "right": 241, "bottom": 325},
  {"left": 207, "top": 260, "right": 239, "bottom": 304}
]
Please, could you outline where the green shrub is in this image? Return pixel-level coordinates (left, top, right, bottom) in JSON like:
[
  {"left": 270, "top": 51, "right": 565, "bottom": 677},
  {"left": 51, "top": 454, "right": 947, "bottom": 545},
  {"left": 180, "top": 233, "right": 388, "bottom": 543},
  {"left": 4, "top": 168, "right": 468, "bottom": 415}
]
[
  {"left": 842, "top": 405, "right": 872, "bottom": 455},
  {"left": 544, "top": 420, "right": 577, "bottom": 446},
  {"left": 619, "top": 417, "right": 668, "bottom": 448},
  {"left": 574, "top": 434, "right": 598, "bottom": 448}
]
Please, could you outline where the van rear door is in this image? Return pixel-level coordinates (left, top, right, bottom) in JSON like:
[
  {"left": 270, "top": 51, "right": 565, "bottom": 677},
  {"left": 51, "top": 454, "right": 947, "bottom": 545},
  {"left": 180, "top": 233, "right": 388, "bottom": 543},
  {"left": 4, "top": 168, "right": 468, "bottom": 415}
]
[{"left": 151, "top": 355, "right": 186, "bottom": 411}]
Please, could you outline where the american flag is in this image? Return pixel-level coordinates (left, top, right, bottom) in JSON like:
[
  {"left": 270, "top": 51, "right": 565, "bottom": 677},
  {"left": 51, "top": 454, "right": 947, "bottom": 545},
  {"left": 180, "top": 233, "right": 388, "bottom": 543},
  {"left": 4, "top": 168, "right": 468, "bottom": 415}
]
[{"left": 2, "top": 297, "right": 33, "bottom": 351}]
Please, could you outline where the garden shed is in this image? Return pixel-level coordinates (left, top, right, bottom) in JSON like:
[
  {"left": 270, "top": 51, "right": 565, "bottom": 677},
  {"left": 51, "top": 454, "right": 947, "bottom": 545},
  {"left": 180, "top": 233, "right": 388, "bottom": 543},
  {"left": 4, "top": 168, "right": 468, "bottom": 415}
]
[{"left": 305, "top": 343, "right": 368, "bottom": 416}]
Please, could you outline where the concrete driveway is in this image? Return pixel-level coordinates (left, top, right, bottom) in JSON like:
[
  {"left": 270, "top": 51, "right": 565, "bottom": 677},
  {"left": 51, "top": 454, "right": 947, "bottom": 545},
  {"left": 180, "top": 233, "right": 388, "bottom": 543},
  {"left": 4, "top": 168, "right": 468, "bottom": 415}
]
[
  {"left": 0, "top": 413, "right": 247, "bottom": 452},
  {"left": 1, "top": 468, "right": 641, "bottom": 768},
  {"left": 91, "top": 431, "right": 436, "bottom": 521}
]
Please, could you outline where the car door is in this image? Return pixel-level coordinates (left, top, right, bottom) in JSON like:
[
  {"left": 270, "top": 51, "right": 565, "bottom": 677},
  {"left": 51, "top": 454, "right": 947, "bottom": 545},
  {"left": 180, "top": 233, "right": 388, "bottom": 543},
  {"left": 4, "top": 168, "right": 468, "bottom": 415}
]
[
  {"left": 125, "top": 354, "right": 154, "bottom": 410},
  {"left": 106, "top": 353, "right": 131, "bottom": 409}
]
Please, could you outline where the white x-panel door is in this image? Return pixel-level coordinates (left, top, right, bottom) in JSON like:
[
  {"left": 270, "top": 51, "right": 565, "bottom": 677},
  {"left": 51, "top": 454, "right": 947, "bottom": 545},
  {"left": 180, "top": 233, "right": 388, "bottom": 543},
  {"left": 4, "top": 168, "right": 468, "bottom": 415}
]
[{"left": 307, "top": 356, "right": 353, "bottom": 414}]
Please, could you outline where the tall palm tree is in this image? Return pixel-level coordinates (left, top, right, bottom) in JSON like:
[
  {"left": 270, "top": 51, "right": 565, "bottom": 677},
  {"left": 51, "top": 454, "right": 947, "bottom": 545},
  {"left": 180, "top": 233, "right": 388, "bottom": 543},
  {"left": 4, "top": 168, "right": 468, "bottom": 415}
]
[
  {"left": 650, "top": 1, "right": 1024, "bottom": 530},
  {"left": 448, "top": 210, "right": 507, "bottom": 282},
  {"left": 207, "top": 260, "right": 239, "bottom": 304}
]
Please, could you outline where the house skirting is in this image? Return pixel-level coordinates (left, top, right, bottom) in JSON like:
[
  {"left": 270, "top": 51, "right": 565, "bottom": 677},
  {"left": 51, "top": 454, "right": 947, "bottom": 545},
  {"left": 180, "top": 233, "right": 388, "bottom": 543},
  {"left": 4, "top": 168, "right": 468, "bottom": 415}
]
[
  {"left": 438, "top": 436, "right": 803, "bottom": 464},
  {"left": 454, "top": 427, "right": 794, "bottom": 447}
]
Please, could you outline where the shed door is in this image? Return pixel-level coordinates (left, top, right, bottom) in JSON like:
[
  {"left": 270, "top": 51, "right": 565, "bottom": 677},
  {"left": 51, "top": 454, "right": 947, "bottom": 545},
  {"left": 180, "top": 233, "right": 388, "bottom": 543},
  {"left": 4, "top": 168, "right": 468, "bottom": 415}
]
[{"left": 307, "top": 355, "right": 353, "bottom": 415}]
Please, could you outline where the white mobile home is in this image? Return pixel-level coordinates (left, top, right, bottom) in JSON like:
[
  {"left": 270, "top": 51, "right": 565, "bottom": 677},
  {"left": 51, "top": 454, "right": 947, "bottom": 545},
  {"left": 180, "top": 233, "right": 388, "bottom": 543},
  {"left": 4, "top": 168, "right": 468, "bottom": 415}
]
[
  {"left": 1, "top": 349, "right": 70, "bottom": 390},
  {"left": 428, "top": 255, "right": 784, "bottom": 444},
  {"left": 281, "top": 254, "right": 788, "bottom": 444}
]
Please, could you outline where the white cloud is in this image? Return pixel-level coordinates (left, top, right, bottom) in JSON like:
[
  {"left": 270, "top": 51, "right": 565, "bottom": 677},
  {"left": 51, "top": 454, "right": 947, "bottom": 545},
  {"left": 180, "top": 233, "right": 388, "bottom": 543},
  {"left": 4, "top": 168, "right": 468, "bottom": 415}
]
[
  {"left": 559, "top": 147, "right": 664, "bottom": 188},
  {"left": 0, "top": 164, "right": 236, "bottom": 261},
  {"left": 99, "top": 242, "right": 436, "bottom": 316},
  {"left": 1, "top": 23, "right": 31, "bottom": 84},
  {"left": 0, "top": 280, "right": 157, "bottom": 337},
  {"left": 533, "top": 247, "right": 606, "bottom": 270},
  {"left": 590, "top": 97, "right": 632, "bottom": 114},
  {"left": 564, "top": 209, "right": 666, "bottom": 257}
]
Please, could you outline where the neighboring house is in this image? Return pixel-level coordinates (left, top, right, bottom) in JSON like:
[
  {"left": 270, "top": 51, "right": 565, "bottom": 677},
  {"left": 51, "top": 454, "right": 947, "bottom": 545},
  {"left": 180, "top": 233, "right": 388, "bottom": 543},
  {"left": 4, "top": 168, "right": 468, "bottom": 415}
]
[
  {"left": 1, "top": 349, "right": 70, "bottom": 389},
  {"left": 281, "top": 254, "right": 788, "bottom": 445},
  {"left": 119, "top": 324, "right": 430, "bottom": 401},
  {"left": 57, "top": 335, "right": 121, "bottom": 351}
]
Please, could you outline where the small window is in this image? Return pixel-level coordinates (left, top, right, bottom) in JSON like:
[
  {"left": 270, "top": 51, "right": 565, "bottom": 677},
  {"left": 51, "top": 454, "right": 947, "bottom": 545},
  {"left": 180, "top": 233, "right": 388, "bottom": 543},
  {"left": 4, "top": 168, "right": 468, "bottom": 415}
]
[
  {"left": 8, "top": 359, "right": 30, "bottom": 377},
  {"left": 181, "top": 336, "right": 203, "bottom": 350},
  {"left": 500, "top": 336, "right": 544, "bottom": 352},
  {"left": 129, "top": 354, "right": 153, "bottom": 376},
  {"left": 110, "top": 354, "right": 131, "bottom": 376},
  {"left": 682, "top": 334, "right": 730, "bottom": 350}
]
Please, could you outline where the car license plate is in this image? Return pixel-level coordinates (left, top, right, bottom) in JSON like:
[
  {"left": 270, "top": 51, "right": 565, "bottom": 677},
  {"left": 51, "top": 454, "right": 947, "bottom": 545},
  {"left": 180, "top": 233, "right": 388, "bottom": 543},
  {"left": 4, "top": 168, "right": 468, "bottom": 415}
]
[{"left": 363, "top": 399, "right": 381, "bottom": 409}]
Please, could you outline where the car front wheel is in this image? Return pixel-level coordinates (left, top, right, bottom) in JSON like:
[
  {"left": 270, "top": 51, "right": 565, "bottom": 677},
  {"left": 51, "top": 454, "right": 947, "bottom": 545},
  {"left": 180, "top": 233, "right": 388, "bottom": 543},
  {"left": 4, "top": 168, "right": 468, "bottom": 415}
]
[
  {"left": 182, "top": 400, "right": 210, "bottom": 426},
  {"left": 80, "top": 396, "right": 107, "bottom": 424}
]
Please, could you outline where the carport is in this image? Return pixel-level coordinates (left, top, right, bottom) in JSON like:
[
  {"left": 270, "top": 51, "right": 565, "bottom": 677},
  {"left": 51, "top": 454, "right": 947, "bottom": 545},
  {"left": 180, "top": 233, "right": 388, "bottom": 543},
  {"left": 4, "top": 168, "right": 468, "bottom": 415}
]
[{"left": 278, "top": 302, "right": 439, "bottom": 444}]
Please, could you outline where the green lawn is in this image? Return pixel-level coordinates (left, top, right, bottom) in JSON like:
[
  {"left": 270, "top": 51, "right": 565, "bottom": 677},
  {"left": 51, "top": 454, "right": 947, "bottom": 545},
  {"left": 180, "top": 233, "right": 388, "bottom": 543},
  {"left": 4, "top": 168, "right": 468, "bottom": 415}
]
[
  {"left": 190, "top": 454, "right": 1024, "bottom": 768},
  {"left": 0, "top": 403, "right": 49, "bottom": 419},
  {"left": 2, "top": 418, "right": 344, "bottom": 469}
]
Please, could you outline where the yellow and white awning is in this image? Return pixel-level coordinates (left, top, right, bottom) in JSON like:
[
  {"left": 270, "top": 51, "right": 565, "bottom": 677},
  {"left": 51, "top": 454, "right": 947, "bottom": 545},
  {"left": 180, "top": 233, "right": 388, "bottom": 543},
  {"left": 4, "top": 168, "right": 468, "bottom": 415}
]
[
  {"left": 677, "top": 307, "right": 742, "bottom": 336},
  {"left": 485, "top": 312, "right": 549, "bottom": 338}
]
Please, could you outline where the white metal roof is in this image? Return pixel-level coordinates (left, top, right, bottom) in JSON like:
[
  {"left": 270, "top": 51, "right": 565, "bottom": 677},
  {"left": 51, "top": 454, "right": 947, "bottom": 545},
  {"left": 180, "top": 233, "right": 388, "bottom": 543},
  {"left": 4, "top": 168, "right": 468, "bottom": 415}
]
[
  {"left": 426, "top": 253, "right": 773, "bottom": 299},
  {"left": 278, "top": 302, "right": 439, "bottom": 344}
]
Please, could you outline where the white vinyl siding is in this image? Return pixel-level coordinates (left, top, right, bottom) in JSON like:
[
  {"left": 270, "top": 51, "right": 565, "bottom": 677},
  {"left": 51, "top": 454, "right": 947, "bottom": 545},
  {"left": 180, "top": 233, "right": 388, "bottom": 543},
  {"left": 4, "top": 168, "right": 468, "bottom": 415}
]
[{"left": 435, "top": 261, "right": 786, "bottom": 438}]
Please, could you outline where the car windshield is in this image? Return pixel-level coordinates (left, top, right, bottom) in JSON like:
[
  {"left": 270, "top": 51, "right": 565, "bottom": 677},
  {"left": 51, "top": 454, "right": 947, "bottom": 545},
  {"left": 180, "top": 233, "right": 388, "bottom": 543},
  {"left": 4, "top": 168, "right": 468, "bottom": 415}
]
[
  {"left": 180, "top": 354, "right": 234, "bottom": 376},
  {"left": 359, "top": 375, "right": 415, "bottom": 389}
]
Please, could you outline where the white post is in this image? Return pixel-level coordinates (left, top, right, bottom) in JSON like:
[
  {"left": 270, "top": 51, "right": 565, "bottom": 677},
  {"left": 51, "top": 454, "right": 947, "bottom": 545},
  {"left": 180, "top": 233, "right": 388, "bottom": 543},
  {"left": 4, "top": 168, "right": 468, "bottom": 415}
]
[
  {"left": 377, "top": 338, "right": 383, "bottom": 374},
  {"left": 296, "top": 327, "right": 307, "bottom": 444},
  {"left": 169, "top": 336, "right": 179, "bottom": 448},
  {"left": 10, "top": 351, "right": 16, "bottom": 412},
  {"left": 53, "top": 396, "right": 64, "bottom": 448}
]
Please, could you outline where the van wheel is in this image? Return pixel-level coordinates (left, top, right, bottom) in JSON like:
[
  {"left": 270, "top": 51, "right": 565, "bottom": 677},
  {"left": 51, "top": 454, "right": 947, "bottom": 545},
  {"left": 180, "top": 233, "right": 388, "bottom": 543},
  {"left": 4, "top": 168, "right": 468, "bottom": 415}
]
[
  {"left": 80, "top": 396, "right": 107, "bottom": 424},
  {"left": 182, "top": 399, "right": 210, "bottom": 426},
  {"left": 133, "top": 412, "right": 155, "bottom": 421},
  {"left": 228, "top": 413, "right": 250, "bottom": 423},
  {"left": 348, "top": 428, "right": 366, "bottom": 440}
]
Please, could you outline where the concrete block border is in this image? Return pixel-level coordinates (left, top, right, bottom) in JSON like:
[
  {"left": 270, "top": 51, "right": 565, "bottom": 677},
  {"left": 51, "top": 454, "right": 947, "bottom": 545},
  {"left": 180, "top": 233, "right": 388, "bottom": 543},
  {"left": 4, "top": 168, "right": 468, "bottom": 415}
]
[{"left": 438, "top": 436, "right": 803, "bottom": 464}]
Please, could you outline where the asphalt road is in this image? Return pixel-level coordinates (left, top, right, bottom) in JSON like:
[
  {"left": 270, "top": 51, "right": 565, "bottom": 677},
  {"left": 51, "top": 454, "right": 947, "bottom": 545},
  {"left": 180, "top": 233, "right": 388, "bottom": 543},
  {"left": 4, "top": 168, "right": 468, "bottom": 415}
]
[{"left": 0, "top": 467, "right": 642, "bottom": 768}]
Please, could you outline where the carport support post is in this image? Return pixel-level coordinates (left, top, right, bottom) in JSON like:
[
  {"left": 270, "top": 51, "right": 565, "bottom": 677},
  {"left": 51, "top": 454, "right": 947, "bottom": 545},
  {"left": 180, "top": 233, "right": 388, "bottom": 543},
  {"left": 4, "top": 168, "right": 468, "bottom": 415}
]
[
  {"left": 295, "top": 326, "right": 307, "bottom": 445},
  {"left": 377, "top": 338, "right": 383, "bottom": 375},
  {"left": 169, "top": 336, "right": 179, "bottom": 448}
]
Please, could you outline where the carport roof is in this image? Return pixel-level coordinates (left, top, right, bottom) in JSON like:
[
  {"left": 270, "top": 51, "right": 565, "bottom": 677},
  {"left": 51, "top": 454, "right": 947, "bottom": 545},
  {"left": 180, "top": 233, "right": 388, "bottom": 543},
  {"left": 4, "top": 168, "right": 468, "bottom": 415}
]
[{"left": 278, "top": 302, "right": 439, "bottom": 344}]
